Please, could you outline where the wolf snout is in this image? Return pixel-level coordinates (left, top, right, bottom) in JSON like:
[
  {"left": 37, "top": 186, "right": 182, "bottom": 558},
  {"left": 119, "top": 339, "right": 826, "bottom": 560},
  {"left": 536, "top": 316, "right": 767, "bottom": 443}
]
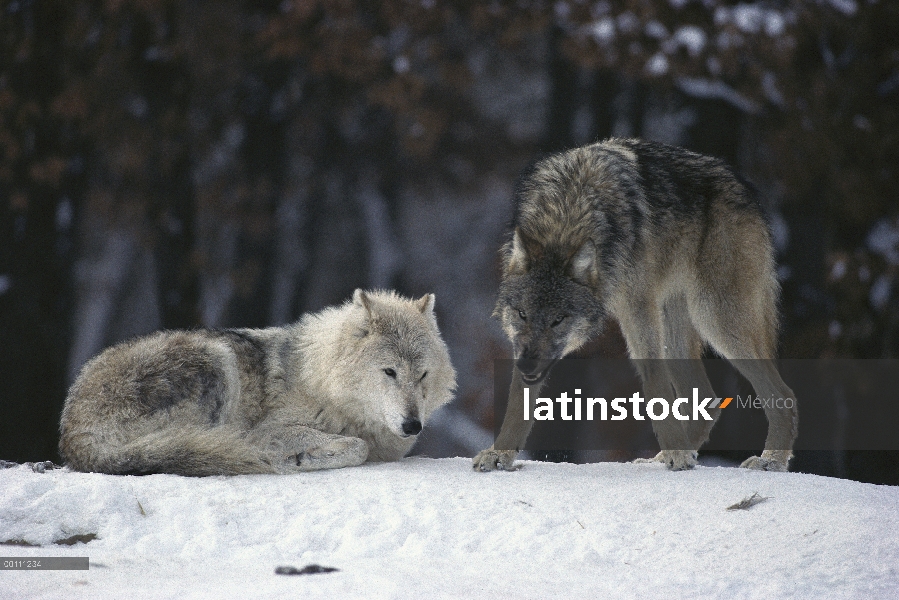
[
  {"left": 401, "top": 417, "right": 422, "bottom": 437},
  {"left": 520, "top": 370, "right": 545, "bottom": 384},
  {"left": 516, "top": 355, "right": 557, "bottom": 384},
  {"left": 516, "top": 356, "right": 540, "bottom": 375}
]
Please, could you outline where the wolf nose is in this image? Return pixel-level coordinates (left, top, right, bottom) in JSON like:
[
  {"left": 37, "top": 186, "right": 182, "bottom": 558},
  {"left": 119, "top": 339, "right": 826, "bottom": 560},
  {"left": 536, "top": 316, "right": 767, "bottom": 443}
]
[
  {"left": 401, "top": 418, "right": 422, "bottom": 436},
  {"left": 516, "top": 357, "right": 540, "bottom": 376}
]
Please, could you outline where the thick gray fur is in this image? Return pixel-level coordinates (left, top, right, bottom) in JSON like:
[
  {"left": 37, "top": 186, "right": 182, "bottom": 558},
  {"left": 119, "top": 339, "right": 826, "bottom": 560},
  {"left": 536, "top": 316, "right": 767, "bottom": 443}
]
[
  {"left": 60, "top": 289, "right": 456, "bottom": 476},
  {"left": 473, "top": 138, "right": 797, "bottom": 473}
]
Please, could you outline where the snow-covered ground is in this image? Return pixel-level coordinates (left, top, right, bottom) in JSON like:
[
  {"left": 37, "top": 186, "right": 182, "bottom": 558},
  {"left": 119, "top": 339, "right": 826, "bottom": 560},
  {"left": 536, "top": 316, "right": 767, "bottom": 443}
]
[{"left": 2, "top": 457, "right": 897, "bottom": 599}]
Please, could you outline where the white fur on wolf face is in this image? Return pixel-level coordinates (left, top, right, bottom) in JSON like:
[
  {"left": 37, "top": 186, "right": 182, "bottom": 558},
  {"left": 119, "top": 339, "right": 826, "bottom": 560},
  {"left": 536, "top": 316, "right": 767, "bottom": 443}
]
[
  {"left": 348, "top": 289, "right": 448, "bottom": 439},
  {"left": 364, "top": 356, "right": 428, "bottom": 438}
]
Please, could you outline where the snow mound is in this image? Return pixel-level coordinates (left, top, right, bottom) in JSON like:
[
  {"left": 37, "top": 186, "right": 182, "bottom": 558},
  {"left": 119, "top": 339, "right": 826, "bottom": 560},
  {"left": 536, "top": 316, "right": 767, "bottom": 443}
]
[{"left": 1, "top": 458, "right": 897, "bottom": 599}]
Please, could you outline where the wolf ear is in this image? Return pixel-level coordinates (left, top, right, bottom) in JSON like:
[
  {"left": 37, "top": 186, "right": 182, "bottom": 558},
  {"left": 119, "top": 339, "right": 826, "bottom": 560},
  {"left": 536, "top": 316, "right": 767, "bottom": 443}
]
[
  {"left": 415, "top": 293, "right": 435, "bottom": 314},
  {"left": 508, "top": 228, "right": 542, "bottom": 274},
  {"left": 353, "top": 288, "right": 373, "bottom": 315},
  {"left": 568, "top": 241, "right": 598, "bottom": 286}
]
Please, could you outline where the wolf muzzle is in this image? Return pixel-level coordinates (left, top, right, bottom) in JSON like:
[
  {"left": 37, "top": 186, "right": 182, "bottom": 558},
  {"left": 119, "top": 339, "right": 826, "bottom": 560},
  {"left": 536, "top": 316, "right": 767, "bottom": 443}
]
[
  {"left": 516, "top": 357, "right": 559, "bottom": 385},
  {"left": 401, "top": 417, "right": 422, "bottom": 437}
]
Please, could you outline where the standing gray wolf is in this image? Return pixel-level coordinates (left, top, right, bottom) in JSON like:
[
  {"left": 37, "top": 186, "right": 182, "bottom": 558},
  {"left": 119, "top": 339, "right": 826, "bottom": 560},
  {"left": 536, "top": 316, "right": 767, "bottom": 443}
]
[
  {"left": 60, "top": 289, "right": 456, "bottom": 476},
  {"left": 473, "top": 138, "right": 797, "bottom": 472}
]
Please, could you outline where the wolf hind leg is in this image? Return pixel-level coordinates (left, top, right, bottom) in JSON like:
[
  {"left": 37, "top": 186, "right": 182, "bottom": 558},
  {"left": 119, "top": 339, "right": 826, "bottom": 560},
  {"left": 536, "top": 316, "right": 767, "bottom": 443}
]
[
  {"left": 689, "top": 286, "right": 797, "bottom": 471},
  {"left": 661, "top": 295, "right": 721, "bottom": 450},
  {"left": 728, "top": 359, "right": 795, "bottom": 472},
  {"left": 81, "top": 425, "right": 279, "bottom": 476}
]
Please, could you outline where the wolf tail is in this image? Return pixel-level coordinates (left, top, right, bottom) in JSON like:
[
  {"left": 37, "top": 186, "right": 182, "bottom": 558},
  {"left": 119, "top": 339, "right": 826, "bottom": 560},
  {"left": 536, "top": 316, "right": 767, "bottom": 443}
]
[{"left": 60, "top": 426, "right": 276, "bottom": 476}]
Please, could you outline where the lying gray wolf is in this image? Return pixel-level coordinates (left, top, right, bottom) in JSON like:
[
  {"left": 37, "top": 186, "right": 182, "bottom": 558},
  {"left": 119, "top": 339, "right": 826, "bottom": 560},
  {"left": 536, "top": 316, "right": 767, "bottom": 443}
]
[
  {"left": 60, "top": 289, "right": 456, "bottom": 475},
  {"left": 473, "top": 138, "right": 797, "bottom": 472}
]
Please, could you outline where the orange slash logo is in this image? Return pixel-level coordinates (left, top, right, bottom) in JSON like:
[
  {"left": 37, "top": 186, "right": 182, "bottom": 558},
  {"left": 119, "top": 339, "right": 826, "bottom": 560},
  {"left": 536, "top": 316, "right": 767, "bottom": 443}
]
[{"left": 710, "top": 397, "right": 733, "bottom": 409}]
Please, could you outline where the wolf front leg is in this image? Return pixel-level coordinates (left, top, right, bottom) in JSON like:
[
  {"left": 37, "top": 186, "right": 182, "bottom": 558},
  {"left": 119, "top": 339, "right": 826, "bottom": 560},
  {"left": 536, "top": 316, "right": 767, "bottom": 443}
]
[
  {"left": 629, "top": 361, "right": 699, "bottom": 471},
  {"left": 249, "top": 412, "right": 369, "bottom": 473},
  {"left": 472, "top": 367, "right": 539, "bottom": 472}
]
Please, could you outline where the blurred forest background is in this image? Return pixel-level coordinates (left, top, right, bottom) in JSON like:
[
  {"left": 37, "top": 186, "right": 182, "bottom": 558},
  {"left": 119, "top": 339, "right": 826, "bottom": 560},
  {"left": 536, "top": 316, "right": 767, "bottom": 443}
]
[{"left": 2, "top": 0, "right": 898, "bottom": 482}]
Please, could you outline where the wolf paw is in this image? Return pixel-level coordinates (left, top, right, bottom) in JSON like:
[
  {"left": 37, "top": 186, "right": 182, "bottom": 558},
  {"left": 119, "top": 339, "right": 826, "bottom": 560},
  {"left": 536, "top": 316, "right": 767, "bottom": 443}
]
[
  {"left": 633, "top": 450, "right": 697, "bottom": 471},
  {"left": 291, "top": 437, "right": 368, "bottom": 471},
  {"left": 472, "top": 448, "right": 520, "bottom": 472},
  {"left": 739, "top": 455, "right": 788, "bottom": 472},
  {"left": 29, "top": 461, "right": 62, "bottom": 473}
]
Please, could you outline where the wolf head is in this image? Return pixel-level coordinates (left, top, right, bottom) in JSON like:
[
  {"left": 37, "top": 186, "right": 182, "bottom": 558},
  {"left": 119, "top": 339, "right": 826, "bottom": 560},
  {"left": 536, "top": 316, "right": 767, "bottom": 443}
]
[
  {"left": 495, "top": 228, "right": 605, "bottom": 384},
  {"left": 348, "top": 289, "right": 456, "bottom": 439}
]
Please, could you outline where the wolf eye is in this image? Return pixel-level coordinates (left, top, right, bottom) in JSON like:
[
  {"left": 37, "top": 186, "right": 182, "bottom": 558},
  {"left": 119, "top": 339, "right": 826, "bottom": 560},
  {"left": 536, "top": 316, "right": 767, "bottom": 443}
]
[
  {"left": 551, "top": 315, "right": 566, "bottom": 327},
  {"left": 384, "top": 368, "right": 397, "bottom": 378},
  {"left": 518, "top": 309, "right": 527, "bottom": 320},
  {"left": 420, "top": 371, "right": 427, "bottom": 381}
]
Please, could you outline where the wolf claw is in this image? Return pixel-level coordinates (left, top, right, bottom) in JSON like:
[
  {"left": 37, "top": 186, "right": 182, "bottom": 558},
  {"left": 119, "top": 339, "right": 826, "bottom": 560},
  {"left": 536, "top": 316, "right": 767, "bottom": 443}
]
[
  {"left": 633, "top": 450, "right": 697, "bottom": 471},
  {"left": 740, "top": 455, "right": 788, "bottom": 472},
  {"left": 472, "top": 448, "right": 519, "bottom": 472}
]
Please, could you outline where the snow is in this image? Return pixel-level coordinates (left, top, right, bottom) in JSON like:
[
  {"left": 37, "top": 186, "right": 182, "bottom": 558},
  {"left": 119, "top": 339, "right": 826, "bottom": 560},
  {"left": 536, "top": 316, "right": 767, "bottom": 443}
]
[
  {"left": 823, "top": 0, "right": 858, "bottom": 17},
  {"left": 714, "top": 4, "right": 789, "bottom": 37},
  {"left": 391, "top": 56, "right": 410, "bottom": 74},
  {"left": 672, "top": 26, "right": 706, "bottom": 57},
  {"left": 2, "top": 458, "right": 898, "bottom": 599},
  {"left": 644, "top": 20, "right": 668, "bottom": 40},
  {"left": 590, "top": 18, "right": 615, "bottom": 45},
  {"left": 867, "top": 218, "right": 899, "bottom": 266},
  {"left": 828, "top": 320, "right": 842, "bottom": 340},
  {"left": 733, "top": 5, "right": 766, "bottom": 34},
  {"left": 615, "top": 11, "right": 639, "bottom": 35},
  {"left": 762, "top": 71, "right": 787, "bottom": 108},
  {"left": 675, "top": 77, "right": 760, "bottom": 114},
  {"left": 763, "top": 11, "right": 786, "bottom": 37},
  {"left": 830, "top": 259, "right": 847, "bottom": 281},
  {"left": 645, "top": 53, "right": 669, "bottom": 77},
  {"left": 870, "top": 275, "right": 892, "bottom": 311}
]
